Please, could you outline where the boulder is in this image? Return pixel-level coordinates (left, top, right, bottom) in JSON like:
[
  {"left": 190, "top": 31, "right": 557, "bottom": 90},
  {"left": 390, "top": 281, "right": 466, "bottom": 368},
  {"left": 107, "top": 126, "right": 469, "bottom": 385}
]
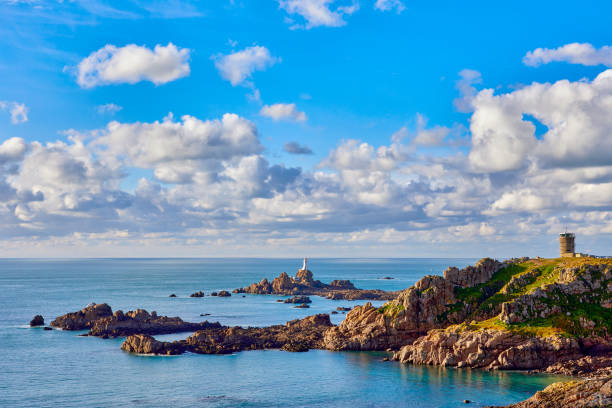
[
  {"left": 217, "top": 290, "right": 231, "bottom": 297},
  {"left": 190, "top": 291, "right": 204, "bottom": 298},
  {"left": 30, "top": 315, "right": 44, "bottom": 327}
]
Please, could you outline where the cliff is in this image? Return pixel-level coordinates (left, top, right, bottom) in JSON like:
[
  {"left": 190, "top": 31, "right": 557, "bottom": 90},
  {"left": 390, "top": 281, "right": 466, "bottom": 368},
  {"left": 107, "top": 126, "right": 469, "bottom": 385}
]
[{"left": 391, "top": 257, "right": 612, "bottom": 375}]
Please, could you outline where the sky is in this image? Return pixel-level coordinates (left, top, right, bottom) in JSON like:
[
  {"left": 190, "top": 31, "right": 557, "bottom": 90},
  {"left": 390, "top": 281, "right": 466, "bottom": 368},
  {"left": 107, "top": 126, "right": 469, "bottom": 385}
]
[{"left": 0, "top": 0, "right": 611, "bottom": 258}]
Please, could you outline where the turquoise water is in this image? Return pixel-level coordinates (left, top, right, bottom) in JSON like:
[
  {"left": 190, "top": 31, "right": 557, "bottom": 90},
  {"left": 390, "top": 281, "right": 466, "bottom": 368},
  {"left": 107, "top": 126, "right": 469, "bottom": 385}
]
[{"left": 0, "top": 258, "right": 568, "bottom": 407}]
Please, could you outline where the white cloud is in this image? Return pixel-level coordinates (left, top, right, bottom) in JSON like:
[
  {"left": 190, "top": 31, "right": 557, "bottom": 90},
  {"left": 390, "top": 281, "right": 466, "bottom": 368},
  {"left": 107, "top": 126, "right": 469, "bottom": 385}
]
[
  {"left": 76, "top": 43, "right": 190, "bottom": 88},
  {"left": 278, "top": 0, "right": 359, "bottom": 29},
  {"left": 453, "top": 69, "right": 482, "bottom": 113},
  {"left": 374, "top": 0, "right": 405, "bottom": 13},
  {"left": 0, "top": 137, "right": 27, "bottom": 164},
  {"left": 213, "top": 46, "right": 279, "bottom": 86},
  {"left": 469, "top": 69, "right": 612, "bottom": 173},
  {"left": 523, "top": 43, "right": 612, "bottom": 67},
  {"left": 260, "top": 103, "right": 307, "bottom": 122},
  {"left": 96, "top": 103, "right": 122, "bottom": 115},
  {"left": 95, "top": 113, "right": 263, "bottom": 184},
  {"left": 0, "top": 101, "right": 29, "bottom": 124}
]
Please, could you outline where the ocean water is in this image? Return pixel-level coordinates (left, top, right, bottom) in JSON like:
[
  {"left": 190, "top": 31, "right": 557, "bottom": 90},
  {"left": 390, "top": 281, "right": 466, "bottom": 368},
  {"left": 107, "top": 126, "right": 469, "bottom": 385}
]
[{"left": 0, "top": 258, "right": 569, "bottom": 408}]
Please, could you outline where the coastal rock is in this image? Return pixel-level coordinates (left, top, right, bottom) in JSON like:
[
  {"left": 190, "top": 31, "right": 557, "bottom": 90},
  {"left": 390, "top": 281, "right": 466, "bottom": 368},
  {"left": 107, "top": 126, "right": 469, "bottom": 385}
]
[
  {"left": 190, "top": 291, "right": 204, "bottom": 298},
  {"left": 283, "top": 296, "right": 312, "bottom": 304},
  {"left": 217, "top": 290, "right": 231, "bottom": 297},
  {"left": 121, "top": 334, "right": 185, "bottom": 355},
  {"left": 488, "top": 376, "right": 612, "bottom": 408},
  {"left": 443, "top": 258, "right": 503, "bottom": 288},
  {"left": 123, "top": 314, "right": 334, "bottom": 355},
  {"left": 324, "top": 273, "right": 458, "bottom": 351},
  {"left": 52, "top": 305, "right": 222, "bottom": 337},
  {"left": 169, "top": 294, "right": 177, "bottom": 297},
  {"left": 50, "top": 303, "right": 113, "bottom": 330},
  {"left": 237, "top": 270, "right": 395, "bottom": 301},
  {"left": 392, "top": 327, "right": 582, "bottom": 371},
  {"left": 294, "top": 304, "right": 310, "bottom": 308},
  {"left": 30, "top": 315, "right": 44, "bottom": 327}
]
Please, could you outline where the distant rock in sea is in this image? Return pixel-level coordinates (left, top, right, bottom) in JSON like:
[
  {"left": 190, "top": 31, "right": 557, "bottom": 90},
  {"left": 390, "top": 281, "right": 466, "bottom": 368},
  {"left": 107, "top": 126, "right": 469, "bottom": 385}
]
[
  {"left": 30, "top": 315, "right": 44, "bottom": 327},
  {"left": 190, "top": 291, "right": 204, "bottom": 298}
]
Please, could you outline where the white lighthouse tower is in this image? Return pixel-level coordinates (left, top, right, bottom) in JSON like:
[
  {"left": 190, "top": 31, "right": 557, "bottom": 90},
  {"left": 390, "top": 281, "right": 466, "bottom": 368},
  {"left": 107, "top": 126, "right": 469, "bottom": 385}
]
[{"left": 301, "top": 257, "right": 308, "bottom": 271}]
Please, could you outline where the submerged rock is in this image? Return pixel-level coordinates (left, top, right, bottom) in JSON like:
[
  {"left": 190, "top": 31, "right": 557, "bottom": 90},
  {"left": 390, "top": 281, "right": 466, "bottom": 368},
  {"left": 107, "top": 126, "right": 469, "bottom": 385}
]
[
  {"left": 283, "top": 296, "right": 312, "bottom": 304},
  {"left": 169, "top": 294, "right": 177, "bottom": 298},
  {"left": 30, "top": 315, "right": 44, "bottom": 327},
  {"left": 294, "top": 303, "right": 310, "bottom": 309}
]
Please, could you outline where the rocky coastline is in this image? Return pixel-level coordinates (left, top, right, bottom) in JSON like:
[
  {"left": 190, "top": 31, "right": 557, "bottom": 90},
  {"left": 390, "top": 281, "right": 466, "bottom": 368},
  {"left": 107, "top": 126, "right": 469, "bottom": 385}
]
[
  {"left": 233, "top": 268, "right": 397, "bottom": 300},
  {"left": 41, "top": 256, "right": 612, "bottom": 407},
  {"left": 121, "top": 314, "right": 333, "bottom": 355}
]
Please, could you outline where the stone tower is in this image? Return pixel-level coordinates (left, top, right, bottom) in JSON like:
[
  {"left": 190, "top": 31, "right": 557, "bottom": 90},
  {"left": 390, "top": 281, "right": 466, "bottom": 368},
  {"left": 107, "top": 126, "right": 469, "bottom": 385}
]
[{"left": 559, "top": 233, "right": 575, "bottom": 257}]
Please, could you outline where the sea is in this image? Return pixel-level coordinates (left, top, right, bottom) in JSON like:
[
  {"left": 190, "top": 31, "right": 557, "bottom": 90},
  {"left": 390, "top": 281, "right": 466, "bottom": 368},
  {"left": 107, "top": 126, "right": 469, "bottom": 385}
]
[{"left": 0, "top": 258, "right": 569, "bottom": 408}]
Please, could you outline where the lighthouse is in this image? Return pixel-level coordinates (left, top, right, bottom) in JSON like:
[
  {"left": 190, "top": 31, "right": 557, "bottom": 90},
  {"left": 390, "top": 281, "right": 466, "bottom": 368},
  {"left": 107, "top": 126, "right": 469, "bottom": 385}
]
[{"left": 301, "top": 258, "right": 308, "bottom": 271}]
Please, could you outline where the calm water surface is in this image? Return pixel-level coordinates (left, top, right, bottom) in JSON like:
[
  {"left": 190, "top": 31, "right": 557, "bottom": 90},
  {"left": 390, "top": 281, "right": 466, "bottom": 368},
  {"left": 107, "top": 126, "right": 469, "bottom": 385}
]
[{"left": 0, "top": 258, "right": 568, "bottom": 407}]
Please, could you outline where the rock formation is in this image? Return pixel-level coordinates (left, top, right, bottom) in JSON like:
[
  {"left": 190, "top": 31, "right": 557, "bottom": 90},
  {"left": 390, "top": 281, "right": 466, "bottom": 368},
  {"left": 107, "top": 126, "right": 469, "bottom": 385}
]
[
  {"left": 51, "top": 304, "right": 221, "bottom": 337},
  {"left": 190, "top": 291, "right": 204, "bottom": 297},
  {"left": 381, "top": 258, "right": 612, "bottom": 385},
  {"left": 488, "top": 376, "right": 612, "bottom": 408},
  {"left": 234, "top": 269, "right": 396, "bottom": 300},
  {"left": 283, "top": 296, "right": 312, "bottom": 304},
  {"left": 393, "top": 327, "right": 583, "bottom": 370},
  {"left": 30, "top": 315, "right": 44, "bottom": 327},
  {"left": 121, "top": 314, "right": 333, "bottom": 355},
  {"left": 323, "top": 260, "right": 503, "bottom": 351}
]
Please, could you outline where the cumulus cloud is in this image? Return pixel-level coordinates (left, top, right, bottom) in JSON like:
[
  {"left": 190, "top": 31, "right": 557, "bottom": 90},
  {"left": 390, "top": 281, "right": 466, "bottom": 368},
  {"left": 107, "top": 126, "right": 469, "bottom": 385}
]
[
  {"left": 96, "top": 113, "right": 263, "bottom": 184},
  {"left": 213, "top": 46, "right": 279, "bottom": 86},
  {"left": 469, "top": 69, "right": 612, "bottom": 172},
  {"left": 75, "top": 43, "right": 190, "bottom": 88},
  {"left": 523, "top": 43, "right": 612, "bottom": 67},
  {"left": 96, "top": 103, "right": 122, "bottom": 115},
  {"left": 278, "top": 0, "right": 359, "bottom": 29},
  {"left": 284, "top": 142, "right": 313, "bottom": 155},
  {"left": 374, "top": 0, "right": 405, "bottom": 13},
  {"left": 260, "top": 103, "right": 307, "bottom": 122},
  {"left": 0, "top": 101, "right": 28, "bottom": 124}
]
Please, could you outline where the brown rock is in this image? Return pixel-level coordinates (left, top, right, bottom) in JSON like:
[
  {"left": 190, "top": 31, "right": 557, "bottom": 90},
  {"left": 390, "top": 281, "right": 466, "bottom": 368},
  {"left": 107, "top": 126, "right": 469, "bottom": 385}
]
[
  {"left": 30, "top": 315, "right": 44, "bottom": 327},
  {"left": 50, "top": 303, "right": 113, "bottom": 330}
]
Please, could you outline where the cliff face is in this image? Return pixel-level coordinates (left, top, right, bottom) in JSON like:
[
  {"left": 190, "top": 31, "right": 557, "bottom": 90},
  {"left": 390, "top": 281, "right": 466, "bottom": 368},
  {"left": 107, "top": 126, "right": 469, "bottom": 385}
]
[
  {"left": 323, "top": 258, "right": 504, "bottom": 350},
  {"left": 391, "top": 259, "right": 612, "bottom": 374}
]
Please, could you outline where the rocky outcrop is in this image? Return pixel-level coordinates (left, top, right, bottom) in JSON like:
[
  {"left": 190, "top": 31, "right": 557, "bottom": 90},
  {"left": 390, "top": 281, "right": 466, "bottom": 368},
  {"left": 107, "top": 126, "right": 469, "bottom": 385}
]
[
  {"left": 120, "top": 334, "right": 184, "bottom": 355},
  {"left": 500, "top": 263, "right": 612, "bottom": 330},
  {"left": 50, "top": 303, "right": 113, "bottom": 330},
  {"left": 236, "top": 270, "right": 395, "bottom": 301},
  {"left": 30, "top": 315, "right": 44, "bottom": 327},
  {"left": 217, "top": 290, "right": 231, "bottom": 297},
  {"left": 283, "top": 296, "right": 312, "bottom": 304},
  {"left": 443, "top": 258, "right": 503, "bottom": 288},
  {"left": 190, "top": 291, "right": 204, "bottom": 297},
  {"left": 51, "top": 304, "right": 221, "bottom": 337},
  {"left": 393, "top": 327, "right": 582, "bottom": 370},
  {"left": 324, "top": 274, "right": 460, "bottom": 351},
  {"left": 121, "top": 314, "right": 333, "bottom": 355},
  {"left": 489, "top": 376, "right": 612, "bottom": 408}
]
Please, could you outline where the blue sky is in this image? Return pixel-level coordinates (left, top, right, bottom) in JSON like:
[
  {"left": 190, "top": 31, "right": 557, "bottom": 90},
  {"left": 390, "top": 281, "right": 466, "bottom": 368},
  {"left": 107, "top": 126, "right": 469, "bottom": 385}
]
[{"left": 0, "top": 0, "right": 611, "bottom": 258}]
